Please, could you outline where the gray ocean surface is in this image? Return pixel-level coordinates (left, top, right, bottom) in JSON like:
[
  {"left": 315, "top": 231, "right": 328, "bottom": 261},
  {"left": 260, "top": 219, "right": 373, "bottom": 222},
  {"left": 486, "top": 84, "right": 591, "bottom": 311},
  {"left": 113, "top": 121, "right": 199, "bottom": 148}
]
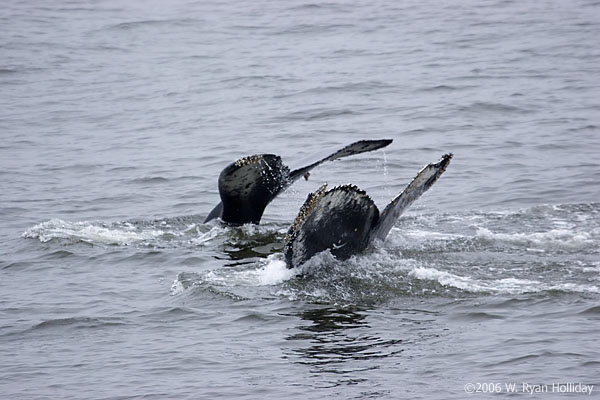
[{"left": 1, "top": 0, "right": 599, "bottom": 398}]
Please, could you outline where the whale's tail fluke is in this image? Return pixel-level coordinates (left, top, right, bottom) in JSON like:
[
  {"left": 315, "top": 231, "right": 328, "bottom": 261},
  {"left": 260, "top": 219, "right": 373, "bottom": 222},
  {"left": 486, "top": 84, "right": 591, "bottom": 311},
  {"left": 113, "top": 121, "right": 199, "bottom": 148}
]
[
  {"left": 369, "top": 153, "right": 453, "bottom": 243},
  {"left": 283, "top": 153, "right": 453, "bottom": 268},
  {"left": 204, "top": 139, "right": 393, "bottom": 224},
  {"left": 288, "top": 139, "right": 393, "bottom": 182},
  {"left": 284, "top": 184, "right": 379, "bottom": 268}
]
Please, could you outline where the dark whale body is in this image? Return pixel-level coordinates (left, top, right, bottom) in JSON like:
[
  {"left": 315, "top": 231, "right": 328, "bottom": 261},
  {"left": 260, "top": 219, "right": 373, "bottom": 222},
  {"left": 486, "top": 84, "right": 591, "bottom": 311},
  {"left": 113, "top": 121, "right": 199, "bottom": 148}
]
[
  {"left": 204, "top": 139, "right": 393, "bottom": 225},
  {"left": 284, "top": 153, "right": 453, "bottom": 268}
]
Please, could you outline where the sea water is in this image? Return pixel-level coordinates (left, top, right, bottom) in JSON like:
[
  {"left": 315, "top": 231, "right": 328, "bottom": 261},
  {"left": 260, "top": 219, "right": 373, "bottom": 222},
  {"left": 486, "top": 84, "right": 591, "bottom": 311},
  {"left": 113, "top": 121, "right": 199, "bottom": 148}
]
[{"left": 1, "top": 0, "right": 599, "bottom": 398}]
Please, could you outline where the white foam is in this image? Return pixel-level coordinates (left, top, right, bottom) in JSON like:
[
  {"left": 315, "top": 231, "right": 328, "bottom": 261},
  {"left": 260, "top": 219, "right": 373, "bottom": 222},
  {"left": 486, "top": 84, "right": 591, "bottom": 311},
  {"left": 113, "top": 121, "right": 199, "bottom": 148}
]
[
  {"left": 409, "top": 267, "right": 485, "bottom": 291},
  {"left": 180, "top": 254, "right": 299, "bottom": 290},
  {"left": 549, "top": 283, "right": 600, "bottom": 294},
  {"left": 237, "top": 223, "right": 287, "bottom": 236},
  {"left": 191, "top": 225, "right": 225, "bottom": 245},
  {"left": 475, "top": 227, "right": 593, "bottom": 249},
  {"left": 409, "top": 266, "right": 600, "bottom": 294},
  {"left": 170, "top": 279, "right": 185, "bottom": 296},
  {"left": 22, "top": 219, "right": 163, "bottom": 245},
  {"left": 255, "top": 255, "right": 298, "bottom": 285},
  {"left": 392, "top": 227, "right": 465, "bottom": 241}
]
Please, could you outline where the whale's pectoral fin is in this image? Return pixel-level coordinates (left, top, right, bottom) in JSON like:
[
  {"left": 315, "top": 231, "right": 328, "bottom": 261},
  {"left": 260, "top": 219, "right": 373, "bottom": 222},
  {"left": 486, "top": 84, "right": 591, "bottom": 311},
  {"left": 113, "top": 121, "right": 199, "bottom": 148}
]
[
  {"left": 369, "top": 153, "right": 453, "bottom": 243},
  {"left": 284, "top": 184, "right": 380, "bottom": 268},
  {"left": 204, "top": 154, "right": 291, "bottom": 224},
  {"left": 288, "top": 139, "right": 393, "bottom": 181}
]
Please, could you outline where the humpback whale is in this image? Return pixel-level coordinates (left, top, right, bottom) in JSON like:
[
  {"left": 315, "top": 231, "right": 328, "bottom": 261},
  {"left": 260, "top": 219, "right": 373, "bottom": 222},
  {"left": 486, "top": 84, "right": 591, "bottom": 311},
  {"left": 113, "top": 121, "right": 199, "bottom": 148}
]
[
  {"left": 204, "top": 139, "right": 393, "bottom": 225},
  {"left": 284, "top": 153, "right": 453, "bottom": 268}
]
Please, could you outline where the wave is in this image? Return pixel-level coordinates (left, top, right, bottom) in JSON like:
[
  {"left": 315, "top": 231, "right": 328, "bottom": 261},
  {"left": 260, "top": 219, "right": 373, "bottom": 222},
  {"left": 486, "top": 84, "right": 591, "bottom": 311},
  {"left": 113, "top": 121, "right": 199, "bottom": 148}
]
[
  {"left": 275, "top": 81, "right": 391, "bottom": 99},
  {"left": 129, "top": 176, "right": 170, "bottom": 184},
  {"left": 103, "top": 18, "right": 202, "bottom": 31},
  {"left": 278, "top": 107, "right": 362, "bottom": 122},
  {"left": 22, "top": 218, "right": 166, "bottom": 245},
  {"left": 171, "top": 253, "right": 298, "bottom": 296},
  {"left": 475, "top": 227, "right": 595, "bottom": 250},
  {"left": 172, "top": 246, "right": 600, "bottom": 306},
  {"left": 408, "top": 267, "right": 599, "bottom": 295},
  {"left": 24, "top": 202, "right": 600, "bottom": 304},
  {"left": 391, "top": 202, "right": 599, "bottom": 254},
  {"left": 390, "top": 226, "right": 597, "bottom": 254},
  {"left": 1, "top": 316, "right": 128, "bottom": 338},
  {"left": 458, "top": 101, "right": 533, "bottom": 114},
  {"left": 0, "top": 66, "right": 21, "bottom": 74}
]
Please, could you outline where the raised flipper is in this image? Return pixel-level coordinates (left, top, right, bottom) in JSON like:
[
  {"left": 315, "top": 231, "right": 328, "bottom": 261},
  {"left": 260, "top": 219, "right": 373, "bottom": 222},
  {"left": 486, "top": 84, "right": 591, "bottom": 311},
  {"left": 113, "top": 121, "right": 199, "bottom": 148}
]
[
  {"left": 288, "top": 139, "right": 393, "bottom": 181},
  {"left": 368, "top": 153, "right": 453, "bottom": 243},
  {"left": 204, "top": 139, "right": 392, "bottom": 224},
  {"left": 284, "top": 184, "right": 379, "bottom": 268},
  {"left": 283, "top": 153, "right": 453, "bottom": 268}
]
